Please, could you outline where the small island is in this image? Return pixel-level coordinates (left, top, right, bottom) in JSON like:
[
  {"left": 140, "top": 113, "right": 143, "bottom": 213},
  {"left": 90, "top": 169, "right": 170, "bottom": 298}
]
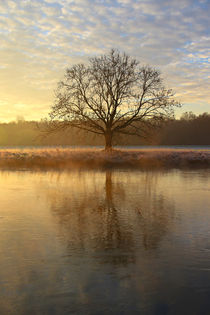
[{"left": 0, "top": 147, "right": 210, "bottom": 169}]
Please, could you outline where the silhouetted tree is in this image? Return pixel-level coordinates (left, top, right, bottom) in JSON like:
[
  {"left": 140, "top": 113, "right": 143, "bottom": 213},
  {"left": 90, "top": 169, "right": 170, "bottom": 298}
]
[
  {"left": 180, "top": 111, "right": 196, "bottom": 121},
  {"left": 158, "top": 112, "right": 210, "bottom": 145},
  {"left": 48, "top": 49, "right": 180, "bottom": 150}
]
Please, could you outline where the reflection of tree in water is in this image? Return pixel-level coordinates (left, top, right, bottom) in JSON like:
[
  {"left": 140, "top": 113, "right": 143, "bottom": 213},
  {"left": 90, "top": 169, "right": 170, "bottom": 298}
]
[
  {"left": 48, "top": 170, "right": 175, "bottom": 264},
  {"left": 97, "top": 171, "right": 135, "bottom": 265},
  {"left": 48, "top": 171, "right": 135, "bottom": 266}
]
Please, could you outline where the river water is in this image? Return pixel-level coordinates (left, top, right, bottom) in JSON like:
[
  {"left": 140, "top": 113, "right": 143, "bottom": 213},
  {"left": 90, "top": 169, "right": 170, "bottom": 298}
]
[{"left": 0, "top": 169, "right": 210, "bottom": 314}]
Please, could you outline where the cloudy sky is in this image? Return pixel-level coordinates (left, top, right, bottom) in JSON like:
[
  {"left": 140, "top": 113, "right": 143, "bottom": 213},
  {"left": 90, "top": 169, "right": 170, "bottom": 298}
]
[{"left": 0, "top": 0, "right": 209, "bottom": 121}]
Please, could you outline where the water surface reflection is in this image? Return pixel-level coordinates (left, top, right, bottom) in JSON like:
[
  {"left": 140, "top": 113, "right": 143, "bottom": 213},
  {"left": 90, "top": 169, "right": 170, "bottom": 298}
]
[
  {"left": 50, "top": 171, "right": 174, "bottom": 256},
  {"left": 0, "top": 169, "right": 210, "bottom": 314}
]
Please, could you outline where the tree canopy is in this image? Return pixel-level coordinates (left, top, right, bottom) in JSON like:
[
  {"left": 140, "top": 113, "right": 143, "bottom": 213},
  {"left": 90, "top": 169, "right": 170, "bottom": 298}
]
[{"left": 49, "top": 49, "right": 180, "bottom": 150}]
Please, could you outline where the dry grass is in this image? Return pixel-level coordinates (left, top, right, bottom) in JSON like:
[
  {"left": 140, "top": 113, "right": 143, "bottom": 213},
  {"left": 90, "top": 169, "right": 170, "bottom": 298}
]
[{"left": 0, "top": 147, "right": 210, "bottom": 169}]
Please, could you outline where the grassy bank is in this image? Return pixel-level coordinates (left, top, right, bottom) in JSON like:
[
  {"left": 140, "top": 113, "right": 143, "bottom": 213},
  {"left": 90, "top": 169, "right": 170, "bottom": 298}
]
[{"left": 0, "top": 148, "right": 210, "bottom": 169}]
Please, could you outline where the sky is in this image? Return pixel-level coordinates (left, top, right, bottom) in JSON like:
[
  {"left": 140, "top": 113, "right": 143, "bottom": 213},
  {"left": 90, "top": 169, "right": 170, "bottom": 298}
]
[{"left": 0, "top": 0, "right": 209, "bottom": 122}]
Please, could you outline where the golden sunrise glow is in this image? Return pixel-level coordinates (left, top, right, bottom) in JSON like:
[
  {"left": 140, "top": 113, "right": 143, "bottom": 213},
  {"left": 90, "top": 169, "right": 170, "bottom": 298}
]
[{"left": 0, "top": 0, "right": 209, "bottom": 122}]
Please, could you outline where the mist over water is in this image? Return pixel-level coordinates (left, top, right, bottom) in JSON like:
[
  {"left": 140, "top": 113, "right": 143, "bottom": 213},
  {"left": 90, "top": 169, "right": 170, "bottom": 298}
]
[{"left": 0, "top": 169, "right": 210, "bottom": 314}]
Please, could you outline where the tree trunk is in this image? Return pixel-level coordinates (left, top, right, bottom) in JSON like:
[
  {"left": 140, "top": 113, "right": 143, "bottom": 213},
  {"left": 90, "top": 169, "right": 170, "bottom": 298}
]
[{"left": 105, "top": 131, "right": 113, "bottom": 151}]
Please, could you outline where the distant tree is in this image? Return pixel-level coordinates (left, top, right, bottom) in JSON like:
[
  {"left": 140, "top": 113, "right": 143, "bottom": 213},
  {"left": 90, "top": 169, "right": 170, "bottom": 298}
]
[
  {"left": 180, "top": 111, "right": 196, "bottom": 121},
  {"left": 48, "top": 49, "right": 180, "bottom": 150}
]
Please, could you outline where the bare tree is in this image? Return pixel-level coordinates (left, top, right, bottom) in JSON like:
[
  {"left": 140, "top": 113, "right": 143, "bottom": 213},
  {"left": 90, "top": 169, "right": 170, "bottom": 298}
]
[{"left": 49, "top": 49, "right": 180, "bottom": 150}]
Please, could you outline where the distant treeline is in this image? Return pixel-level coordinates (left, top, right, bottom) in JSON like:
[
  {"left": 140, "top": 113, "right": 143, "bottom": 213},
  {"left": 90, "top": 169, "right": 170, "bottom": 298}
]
[{"left": 0, "top": 112, "right": 209, "bottom": 146}]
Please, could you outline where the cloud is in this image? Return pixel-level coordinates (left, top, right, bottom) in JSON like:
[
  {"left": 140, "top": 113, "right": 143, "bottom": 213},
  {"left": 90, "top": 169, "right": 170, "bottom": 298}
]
[{"left": 0, "top": 0, "right": 209, "bottom": 121}]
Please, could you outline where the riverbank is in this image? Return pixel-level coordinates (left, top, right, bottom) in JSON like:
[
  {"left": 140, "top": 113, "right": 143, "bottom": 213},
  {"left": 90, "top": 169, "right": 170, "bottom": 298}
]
[{"left": 0, "top": 147, "right": 210, "bottom": 169}]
